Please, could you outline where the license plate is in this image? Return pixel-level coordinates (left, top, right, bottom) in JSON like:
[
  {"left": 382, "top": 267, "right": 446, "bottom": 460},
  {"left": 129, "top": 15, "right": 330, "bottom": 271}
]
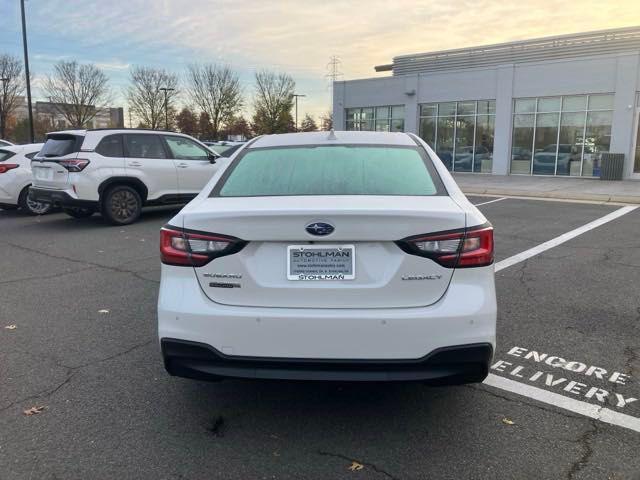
[
  {"left": 33, "top": 167, "right": 53, "bottom": 180},
  {"left": 287, "top": 245, "right": 355, "bottom": 281}
]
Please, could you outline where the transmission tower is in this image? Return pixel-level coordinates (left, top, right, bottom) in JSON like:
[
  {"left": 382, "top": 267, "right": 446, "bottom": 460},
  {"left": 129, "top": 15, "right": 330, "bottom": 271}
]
[{"left": 326, "top": 55, "right": 343, "bottom": 115}]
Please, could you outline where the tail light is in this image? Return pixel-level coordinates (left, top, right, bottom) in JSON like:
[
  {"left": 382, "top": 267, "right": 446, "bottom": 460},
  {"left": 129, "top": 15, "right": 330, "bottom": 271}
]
[
  {"left": 160, "top": 226, "right": 247, "bottom": 267},
  {"left": 397, "top": 224, "right": 493, "bottom": 268},
  {"left": 57, "top": 159, "right": 90, "bottom": 172},
  {"left": 0, "top": 164, "right": 19, "bottom": 174}
]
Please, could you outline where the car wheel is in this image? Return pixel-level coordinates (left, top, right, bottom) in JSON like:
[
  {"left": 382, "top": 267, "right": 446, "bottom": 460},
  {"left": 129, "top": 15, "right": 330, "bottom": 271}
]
[
  {"left": 101, "top": 185, "right": 142, "bottom": 225},
  {"left": 18, "top": 187, "right": 52, "bottom": 216},
  {"left": 62, "top": 207, "right": 95, "bottom": 219}
]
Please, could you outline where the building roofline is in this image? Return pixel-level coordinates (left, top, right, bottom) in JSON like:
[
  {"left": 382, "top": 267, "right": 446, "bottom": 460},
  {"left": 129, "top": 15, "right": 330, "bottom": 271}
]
[
  {"left": 385, "top": 25, "right": 640, "bottom": 76},
  {"left": 393, "top": 25, "right": 640, "bottom": 61}
]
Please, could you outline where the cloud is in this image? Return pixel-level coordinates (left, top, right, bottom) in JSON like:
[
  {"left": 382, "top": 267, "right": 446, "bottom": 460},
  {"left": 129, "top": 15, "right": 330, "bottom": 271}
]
[{"left": 7, "top": 0, "right": 640, "bottom": 118}]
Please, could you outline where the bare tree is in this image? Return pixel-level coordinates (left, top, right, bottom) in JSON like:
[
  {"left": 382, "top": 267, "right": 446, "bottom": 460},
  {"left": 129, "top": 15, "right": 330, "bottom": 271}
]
[
  {"left": 251, "top": 70, "right": 295, "bottom": 135},
  {"left": 43, "top": 61, "right": 110, "bottom": 128},
  {"left": 127, "top": 66, "right": 179, "bottom": 130},
  {"left": 187, "top": 64, "right": 242, "bottom": 140},
  {"left": 0, "top": 54, "right": 25, "bottom": 139}
]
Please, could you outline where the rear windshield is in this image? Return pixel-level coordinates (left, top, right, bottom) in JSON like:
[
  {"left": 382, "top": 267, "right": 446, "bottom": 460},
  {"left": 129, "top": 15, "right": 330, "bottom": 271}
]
[
  {"left": 39, "top": 135, "right": 81, "bottom": 158},
  {"left": 213, "top": 145, "right": 443, "bottom": 197},
  {"left": 0, "top": 149, "right": 15, "bottom": 162}
]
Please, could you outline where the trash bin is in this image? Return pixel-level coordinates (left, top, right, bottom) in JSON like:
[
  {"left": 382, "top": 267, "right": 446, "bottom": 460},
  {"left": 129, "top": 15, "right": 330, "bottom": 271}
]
[{"left": 600, "top": 153, "right": 625, "bottom": 180}]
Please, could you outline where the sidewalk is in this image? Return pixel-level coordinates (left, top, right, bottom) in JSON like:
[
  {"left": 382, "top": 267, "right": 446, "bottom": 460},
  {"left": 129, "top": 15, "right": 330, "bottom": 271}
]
[{"left": 453, "top": 173, "right": 640, "bottom": 204}]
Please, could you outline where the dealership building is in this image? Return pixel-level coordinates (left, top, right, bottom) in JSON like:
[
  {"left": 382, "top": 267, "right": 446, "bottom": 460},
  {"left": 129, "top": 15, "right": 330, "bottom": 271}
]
[{"left": 333, "top": 26, "right": 640, "bottom": 179}]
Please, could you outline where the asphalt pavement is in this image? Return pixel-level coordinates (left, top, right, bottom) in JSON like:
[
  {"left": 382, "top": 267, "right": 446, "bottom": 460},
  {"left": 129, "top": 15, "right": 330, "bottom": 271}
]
[{"left": 1, "top": 197, "right": 639, "bottom": 480}]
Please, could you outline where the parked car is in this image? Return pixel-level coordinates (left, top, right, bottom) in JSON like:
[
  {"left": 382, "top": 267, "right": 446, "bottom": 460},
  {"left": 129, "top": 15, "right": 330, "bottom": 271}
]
[
  {"left": 0, "top": 139, "right": 14, "bottom": 147},
  {"left": 0, "top": 143, "right": 52, "bottom": 215},
  {"left": 29, "top": 129, "right": 223, "bottom": 225},
  {"left": 206, "top": 141, "right": 245, "bottom": 157},
  {"left": 158, "top": 131, "right": 496, "bottom": 384},
  {"left": 533, "top": 144, "right": 580, "bottom": 175}
]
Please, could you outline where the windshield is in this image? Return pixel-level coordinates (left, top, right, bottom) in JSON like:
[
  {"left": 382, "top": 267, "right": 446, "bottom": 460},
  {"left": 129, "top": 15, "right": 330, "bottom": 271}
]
[
  {"left": 39, "top": 135, "right": 81, "bottom": 157},
  {"left": 0, "top": 149, "right": 15, "bottom": 162},
  {"left": 213, "top": 145, "right": 443, "bottom": 197}
]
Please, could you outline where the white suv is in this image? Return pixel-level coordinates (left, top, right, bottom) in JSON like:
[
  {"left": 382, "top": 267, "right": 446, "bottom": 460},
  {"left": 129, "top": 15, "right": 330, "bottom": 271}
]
[
  {"left": 0, "top": 143, "right": 52, "bottom": 215},
  {"left": 158, "top": 131, "right": 496, "bottom": 384},
  {"left": 30, "top": 129, "right": 221, "bottom": 225}
]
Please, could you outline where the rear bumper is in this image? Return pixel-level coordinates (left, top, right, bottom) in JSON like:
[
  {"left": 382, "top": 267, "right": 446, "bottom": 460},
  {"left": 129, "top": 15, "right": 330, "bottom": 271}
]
[
  {"left": 29, "top": 187, "right": 98, "bottom": 209},
  {"left": 161, "top": 338, "right": 493, "bottom": 383}
]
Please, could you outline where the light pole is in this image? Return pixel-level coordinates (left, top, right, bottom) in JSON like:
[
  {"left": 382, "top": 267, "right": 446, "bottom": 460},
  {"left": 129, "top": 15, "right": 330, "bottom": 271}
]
[
  {"left": 292, "top": 93, "right": 306, "bottom": 131},
  {"left": 20, "top": 0, "right": 34, "bottom": 142},
  {"left": 0, "top": 78, "right": 8, "bottom": 138},
  {"left": 158, "top": 87, "right": 174, "bottom": 130}
]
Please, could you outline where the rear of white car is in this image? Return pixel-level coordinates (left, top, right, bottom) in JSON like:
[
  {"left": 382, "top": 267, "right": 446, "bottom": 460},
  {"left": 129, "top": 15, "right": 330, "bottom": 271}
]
[
  {"left": 158, "top": 131, "right": 496, "bottom": 383},
  {"left": 0, "top": 143, "right": 50, "bottom": 215}
]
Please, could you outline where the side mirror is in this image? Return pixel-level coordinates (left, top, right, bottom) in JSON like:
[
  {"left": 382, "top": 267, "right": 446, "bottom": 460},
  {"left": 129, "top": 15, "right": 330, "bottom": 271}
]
[{"left": 208, "top": 152, "right": 218, "bottom": 164}]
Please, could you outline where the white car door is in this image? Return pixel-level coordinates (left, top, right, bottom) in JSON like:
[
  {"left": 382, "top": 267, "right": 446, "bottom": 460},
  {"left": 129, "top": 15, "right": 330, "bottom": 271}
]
[
  {"left": 163, "top": 135, "right": 218, "bottom": 196},
  {"left": 123, "top": 133, "right": 178, "bottom": 201}
]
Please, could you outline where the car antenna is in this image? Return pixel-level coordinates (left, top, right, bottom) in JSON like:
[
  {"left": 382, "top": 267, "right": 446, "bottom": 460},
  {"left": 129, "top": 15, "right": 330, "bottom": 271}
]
[{"left": 327, "top": 129, "right": 337, "bottom": 141}]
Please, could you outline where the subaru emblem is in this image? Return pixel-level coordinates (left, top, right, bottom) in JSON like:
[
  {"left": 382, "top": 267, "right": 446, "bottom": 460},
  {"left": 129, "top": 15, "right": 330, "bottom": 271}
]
[{"left": 305, "top": 222, "right": 334, "bottom": 236}]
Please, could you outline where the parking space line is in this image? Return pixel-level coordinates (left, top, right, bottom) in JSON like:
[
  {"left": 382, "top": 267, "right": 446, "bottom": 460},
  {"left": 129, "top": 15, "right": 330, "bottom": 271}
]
[
  {"left": 484, "top": 374, "right": 640, "bottom": 433},
  {"left": 495, "top": 205, "right": 638, "bottom": 272},
  {"left": 474, "top": 197, "right": 507, "bottom": 207}
]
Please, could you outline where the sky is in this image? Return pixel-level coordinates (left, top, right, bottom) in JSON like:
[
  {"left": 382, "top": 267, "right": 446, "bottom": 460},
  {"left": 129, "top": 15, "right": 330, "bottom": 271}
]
[{"left": 1, "top": 0, "right": 639, "bottom": 124}]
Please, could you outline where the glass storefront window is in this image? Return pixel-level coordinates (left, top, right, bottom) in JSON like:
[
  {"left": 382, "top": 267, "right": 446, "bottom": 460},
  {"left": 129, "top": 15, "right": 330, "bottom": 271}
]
[
  {"left": 515, "top": 98, "right": 536, "bottom": 113},
  {"left": 562, "top": 96, "right": 587, "bottom": 112},
  {"left": 532, "top": 113, "right": 560, "bottom": 175},
  {"left": 420, "top": 104, "right": 437, "bottom": 116},
  {"left": 511, "top": 114, "right": 535, "bottom": 174},
  {"left": 375, "top": 106, "right": 389, "bottom": 119},
  {"left": 419, "top": 99, "right": 496, "bottom": 173},
  {"left": 511, "top": 94, "right": 614, "bottom": 176},
  {"left": 454, "top": 116, "right": 475, "bottom": 172},
  {"left": 477, "top": 101, "right": 496, "bottom": 115},
  {"left": 558, "top": 112, "right": 586, "bottom": 176},
  {"left": 588, "top": 94, "right": 614, "bottom": 110},
  {"left": 419, "top": 117, "right": 436, "bottom": 149},
  {"left": 457, "top": 101, "right": 476, "bottom": 115},
  {"left": 537, "top": 97, "right": 561, "bottom": 112},
  {"left": 344, "top": 105, "right": 404, "bottom": 132},
  {"left": 583, "top": 110, "right": 612, "bottom": 177},
  {"left": 436, "top": 116, "right": 454, "bottom": 170},
  {"left": 438, "top": 102, "right": 456, "bottom": 116},
  {"left": 475, "top": 115, "right": 495, "bottom": 173}
]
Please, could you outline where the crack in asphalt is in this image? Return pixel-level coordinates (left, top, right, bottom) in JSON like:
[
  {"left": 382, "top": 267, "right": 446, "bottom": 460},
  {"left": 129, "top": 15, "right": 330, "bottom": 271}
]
[
  {"left": 317, "top": 451, "right": 401, "bottom": 480},
  {"left": 0, "top": 339, "right": 154, "bottom": 413},
  {"left": 470, "top": 384, "right": 585, "bottom": 421},
  {"left": 0, "top": 240, "right": 159, "bottom": 285},
  {"left": 567, "top": 419, "right": 599, "bottom": 479}
]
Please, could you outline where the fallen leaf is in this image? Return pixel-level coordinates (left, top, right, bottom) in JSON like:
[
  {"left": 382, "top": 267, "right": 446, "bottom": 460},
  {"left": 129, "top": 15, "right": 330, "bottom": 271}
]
[
  {"left": 4, "top": 325, "right": 17, "bottom": 330},
  {"left": 23, "top": 405, "right": 47, "bottom": 416},
  {"left": 502, "top": 417, "right": 515, "bottom": 425},
  {"left": 348, "top": 461, "right": 364, "bottom": 471},
  {"left": 98, "top": 309, "right": 110, "bottom": 314}
]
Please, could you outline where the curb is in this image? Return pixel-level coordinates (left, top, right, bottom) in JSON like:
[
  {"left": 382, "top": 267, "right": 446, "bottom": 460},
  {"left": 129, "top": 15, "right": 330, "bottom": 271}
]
[{"left": 461, "top": 187, "right": 640, "bottom": 205}]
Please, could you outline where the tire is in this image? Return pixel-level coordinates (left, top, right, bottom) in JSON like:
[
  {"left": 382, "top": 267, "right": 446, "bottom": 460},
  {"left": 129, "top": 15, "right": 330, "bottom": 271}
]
[
  {"left": 19, "top": 187, "right": 52, "bottom": 216},
  {"left": 101, "top": 184, "right": 142, "bottom": 225},
  {"left": 62, "top": 207, "right": 95, "bottom": 219}
]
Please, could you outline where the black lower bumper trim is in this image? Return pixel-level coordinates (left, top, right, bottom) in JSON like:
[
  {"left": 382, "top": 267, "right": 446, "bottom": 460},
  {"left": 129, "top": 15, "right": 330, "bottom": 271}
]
[
  {"left": 160, "top": 338, "right": 493, "bottom": 384},
  {"left": 28, "top": 187, "right": 98, "bottom": 209}
]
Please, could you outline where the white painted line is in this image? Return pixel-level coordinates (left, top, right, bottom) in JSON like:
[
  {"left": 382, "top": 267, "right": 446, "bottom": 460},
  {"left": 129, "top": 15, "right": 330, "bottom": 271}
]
[
  {"left": 483, "top": 374, "right": 640, "bottom": 433},
  {"left": 474, "top": 197, "right": 507, "bottom": 207},
  {"left": 495, "top": 205, "right": 638, "bottom": 272}
]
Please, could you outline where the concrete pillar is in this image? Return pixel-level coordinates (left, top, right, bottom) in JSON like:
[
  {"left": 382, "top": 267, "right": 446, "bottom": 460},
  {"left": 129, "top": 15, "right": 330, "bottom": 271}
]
[
  {"left": 403, "top": 75, "right": 419, "bottom": 134},
  {"left": 332, "top": 81, "right": 346, "bottom": 130},
  {"left": 492, "top": 65, "right": 515, "bottom": 175},
  {"left": 610, "top": 53, "right": 640, "bottom": 178}
]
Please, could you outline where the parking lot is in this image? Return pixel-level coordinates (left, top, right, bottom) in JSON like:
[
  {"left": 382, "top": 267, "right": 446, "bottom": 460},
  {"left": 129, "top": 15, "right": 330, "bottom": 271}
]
[{"left": 1, "top": 195, "right": 639, "bottom": 480}]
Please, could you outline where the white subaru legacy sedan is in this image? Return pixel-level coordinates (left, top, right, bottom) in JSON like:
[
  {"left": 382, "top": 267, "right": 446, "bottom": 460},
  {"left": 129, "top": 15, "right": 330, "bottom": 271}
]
[{"left": 158, "top": 131, "right": 496, "bottom": 384}]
